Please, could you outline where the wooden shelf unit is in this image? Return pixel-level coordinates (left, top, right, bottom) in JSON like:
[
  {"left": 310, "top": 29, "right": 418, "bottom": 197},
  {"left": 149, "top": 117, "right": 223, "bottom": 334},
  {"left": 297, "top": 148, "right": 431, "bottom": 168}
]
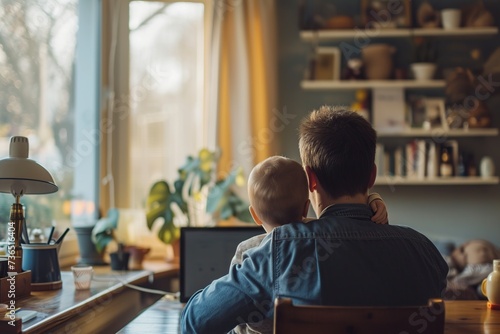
[
  {"left": 375, "top": 176, "right": 499, "bottom": 186},
  {"left": 300, "top": 27, "right": 499, "bottom": 41},
  {"left": 301, "top": 80, "right": 445, "bottom": 90}
]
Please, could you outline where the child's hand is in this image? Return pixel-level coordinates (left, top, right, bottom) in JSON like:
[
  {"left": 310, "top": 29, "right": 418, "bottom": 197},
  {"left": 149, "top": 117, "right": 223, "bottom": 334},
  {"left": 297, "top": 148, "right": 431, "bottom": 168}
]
[{"left": 370, "top": 199, "right": 388, "bottom": 224}]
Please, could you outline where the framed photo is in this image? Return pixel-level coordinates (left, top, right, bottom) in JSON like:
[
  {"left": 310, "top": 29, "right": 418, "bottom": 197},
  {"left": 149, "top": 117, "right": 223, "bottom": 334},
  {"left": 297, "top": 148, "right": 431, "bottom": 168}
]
[
  {"left": 361, "top": 0, "right": 411, "bottom": 28},
  {"left": 314, "top": 47, "right": 341, "bottom": 81},
  {"left": 423, "top": 98, "right": 448, "bottom": 130}
]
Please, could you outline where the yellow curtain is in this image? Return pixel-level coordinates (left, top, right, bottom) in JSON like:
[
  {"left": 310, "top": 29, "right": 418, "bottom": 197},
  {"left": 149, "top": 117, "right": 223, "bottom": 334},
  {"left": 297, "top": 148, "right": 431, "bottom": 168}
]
[{"left": 216, "top": 0, "right": 277, "bottom": 178}]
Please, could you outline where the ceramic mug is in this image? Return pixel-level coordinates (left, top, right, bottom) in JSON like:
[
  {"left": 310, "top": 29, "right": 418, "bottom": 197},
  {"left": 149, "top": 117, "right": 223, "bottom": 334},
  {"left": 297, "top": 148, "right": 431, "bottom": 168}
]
[
  {"left": 441, "top": 9, "right": 461, "bottom": 30},
  {"left": 482, "top": 260, "right": 500, "bottom": 307}
]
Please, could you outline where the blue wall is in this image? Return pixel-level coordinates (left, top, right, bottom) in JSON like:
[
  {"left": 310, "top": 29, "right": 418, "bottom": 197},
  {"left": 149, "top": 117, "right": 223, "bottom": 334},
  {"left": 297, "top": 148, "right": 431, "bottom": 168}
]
[{"left": 277, "top": 0, "right": 500, "bottom": 245}]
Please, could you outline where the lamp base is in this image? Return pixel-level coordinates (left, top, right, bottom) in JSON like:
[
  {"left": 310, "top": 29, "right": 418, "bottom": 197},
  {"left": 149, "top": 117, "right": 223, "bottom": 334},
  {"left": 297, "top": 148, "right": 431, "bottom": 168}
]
[
  {"left": 0, "top": 270, "right": 32, "bottom": 303},
  {"left": 30, "top": 280, "right": 62, "bottom": 291}
]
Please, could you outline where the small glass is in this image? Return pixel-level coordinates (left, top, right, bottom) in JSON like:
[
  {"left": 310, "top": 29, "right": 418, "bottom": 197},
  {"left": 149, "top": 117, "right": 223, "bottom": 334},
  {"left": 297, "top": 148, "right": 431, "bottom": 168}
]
[{"left": 71, "top": 265, "right": 94, "bottom": 290}]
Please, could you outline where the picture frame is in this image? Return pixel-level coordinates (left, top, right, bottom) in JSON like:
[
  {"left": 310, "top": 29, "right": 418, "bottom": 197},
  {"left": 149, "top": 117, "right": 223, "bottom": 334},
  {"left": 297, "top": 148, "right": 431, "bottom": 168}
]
[
  {"left": 314, "top": 47, "right": 341, "bottom": 81},
  {"left": 361, "top": 0, "right": 411, "bottom": 28},
  {"left": 423, "top": 98, "right": 448, "bottom": 130}
]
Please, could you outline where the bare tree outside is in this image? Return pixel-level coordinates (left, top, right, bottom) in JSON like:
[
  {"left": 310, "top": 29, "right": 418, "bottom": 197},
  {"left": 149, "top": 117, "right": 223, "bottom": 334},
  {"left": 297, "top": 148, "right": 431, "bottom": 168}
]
[{"left": 0, "top": 0, "right": 77, "bottom": 241}]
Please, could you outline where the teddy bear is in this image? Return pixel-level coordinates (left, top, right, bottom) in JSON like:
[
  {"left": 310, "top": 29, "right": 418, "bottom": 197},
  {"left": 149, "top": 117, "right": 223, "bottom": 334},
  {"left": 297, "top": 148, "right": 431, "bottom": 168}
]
[{"left": 446, "top": 239, "right": 500, "bottom": 299}]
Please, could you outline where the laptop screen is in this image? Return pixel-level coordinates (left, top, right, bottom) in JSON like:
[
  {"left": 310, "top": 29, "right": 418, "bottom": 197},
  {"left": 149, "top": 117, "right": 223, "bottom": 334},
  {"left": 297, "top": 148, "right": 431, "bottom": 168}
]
[{"left": 180, "top": 226, "right": 263, "bottom": 303}]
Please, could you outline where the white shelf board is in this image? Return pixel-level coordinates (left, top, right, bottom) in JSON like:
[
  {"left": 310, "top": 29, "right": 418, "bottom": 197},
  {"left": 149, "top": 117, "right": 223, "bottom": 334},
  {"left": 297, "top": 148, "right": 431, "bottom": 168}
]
[
  {"left": 300, "top": 27, "right": 499, "bottom": 41},
  {"left": 301, "top": 80, "right": 445, "bottom": 89},
  {"left": 377, "top": 128, "right": 499, "bottom": 138},
  {"left": 374, "top": 176, "right": 499, "bottom": 186}
]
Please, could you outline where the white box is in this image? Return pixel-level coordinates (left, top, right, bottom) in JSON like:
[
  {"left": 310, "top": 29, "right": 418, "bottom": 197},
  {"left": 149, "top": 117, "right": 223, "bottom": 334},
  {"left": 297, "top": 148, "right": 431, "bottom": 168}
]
[{"left": 373, "top": 88, "right": 407, "bottom": 131}]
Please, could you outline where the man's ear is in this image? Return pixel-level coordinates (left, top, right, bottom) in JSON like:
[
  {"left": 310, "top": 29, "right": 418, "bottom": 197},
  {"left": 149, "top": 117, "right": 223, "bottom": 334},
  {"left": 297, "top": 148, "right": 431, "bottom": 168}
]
[
  {"left": 368, "top": 164, "right": 377, "bottom": 189},
  {"left": 305, "top": 166, "right": 318, "bottom": 192},
  {"left": 249, "top": 206, "right": 263, "bottom": 226},
  {"left": 302, "top": 199, "right": 310, "bottom": 218}
]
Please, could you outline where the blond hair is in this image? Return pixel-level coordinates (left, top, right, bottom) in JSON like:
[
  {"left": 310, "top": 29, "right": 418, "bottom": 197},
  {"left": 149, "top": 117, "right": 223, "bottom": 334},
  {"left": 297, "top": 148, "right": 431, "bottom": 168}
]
[{"left": 248, "top": 156, "right": 308, "bottom": 227}]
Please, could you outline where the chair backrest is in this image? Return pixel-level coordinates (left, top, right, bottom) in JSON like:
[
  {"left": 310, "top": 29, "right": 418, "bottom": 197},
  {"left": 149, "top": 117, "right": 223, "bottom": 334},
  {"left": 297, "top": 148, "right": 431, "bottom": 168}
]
[{"left": 274, "top": 297, "right": 445, "bottom": 334}]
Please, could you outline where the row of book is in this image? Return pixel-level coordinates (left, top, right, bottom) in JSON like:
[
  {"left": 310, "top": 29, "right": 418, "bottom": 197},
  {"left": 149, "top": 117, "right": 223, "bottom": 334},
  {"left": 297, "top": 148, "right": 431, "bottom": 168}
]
[{"left": 376, "top": 140, "right": 463, "bottom": 178}]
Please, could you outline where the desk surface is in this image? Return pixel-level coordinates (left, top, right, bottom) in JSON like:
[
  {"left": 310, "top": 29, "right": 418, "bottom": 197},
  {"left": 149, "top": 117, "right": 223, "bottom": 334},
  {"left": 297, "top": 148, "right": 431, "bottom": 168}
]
[
  {"left": 0, "top": 261, "right": 179, "bottom": 334},
  {"left": 118, "top": 300, "right": 500, "bottom": 334}
]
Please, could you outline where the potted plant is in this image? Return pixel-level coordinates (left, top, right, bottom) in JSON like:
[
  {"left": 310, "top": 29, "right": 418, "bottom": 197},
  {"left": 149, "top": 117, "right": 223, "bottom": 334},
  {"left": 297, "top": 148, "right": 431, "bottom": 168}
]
[
  {"left": 410, "top": 37, "right": 438, "bottom": 80},
  {"left": 91, "top": 208, "right": 132, "bottom": 270},
  {"left": 145, "top": 148, "right": 252, "bottom": 261}
]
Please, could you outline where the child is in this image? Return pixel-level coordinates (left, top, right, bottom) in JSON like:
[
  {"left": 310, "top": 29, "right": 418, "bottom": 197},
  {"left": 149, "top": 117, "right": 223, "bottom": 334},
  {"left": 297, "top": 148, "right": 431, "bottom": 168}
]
[{"left": 230, "top": 156, "right": 388, "bottom": 333}]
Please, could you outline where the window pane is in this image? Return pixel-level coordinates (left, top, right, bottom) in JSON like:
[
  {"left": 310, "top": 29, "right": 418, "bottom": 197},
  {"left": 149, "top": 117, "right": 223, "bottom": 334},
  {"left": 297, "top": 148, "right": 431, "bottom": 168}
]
[
  {"left": 129, "top": 1, "right": 205, "bottom": 209},
  {"left": 0, "top": 1, "right": 78, "bottom": 241}
]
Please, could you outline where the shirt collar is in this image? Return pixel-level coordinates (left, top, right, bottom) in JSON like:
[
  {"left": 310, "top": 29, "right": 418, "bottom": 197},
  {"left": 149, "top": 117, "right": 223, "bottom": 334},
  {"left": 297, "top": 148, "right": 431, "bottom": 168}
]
[{"left": 319, "top": 203, "right": 373, "bottom": 220}]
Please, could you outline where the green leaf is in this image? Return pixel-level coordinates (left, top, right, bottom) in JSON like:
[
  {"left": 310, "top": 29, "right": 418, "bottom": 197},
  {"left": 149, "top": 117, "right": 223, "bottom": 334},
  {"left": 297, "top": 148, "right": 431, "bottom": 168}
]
[{"left": 91, "top": 208, "right": 119, "bottom": 253}]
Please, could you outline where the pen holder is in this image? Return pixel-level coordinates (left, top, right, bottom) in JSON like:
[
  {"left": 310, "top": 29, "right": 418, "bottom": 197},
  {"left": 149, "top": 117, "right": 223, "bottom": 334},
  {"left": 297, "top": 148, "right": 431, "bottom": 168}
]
[{"left": 22, "top": 243, "right": 62, "bottom": 290}]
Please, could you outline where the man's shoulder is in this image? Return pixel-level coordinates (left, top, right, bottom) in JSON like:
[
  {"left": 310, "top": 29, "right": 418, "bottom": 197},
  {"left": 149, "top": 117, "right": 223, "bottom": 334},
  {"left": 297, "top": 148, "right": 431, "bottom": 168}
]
[{"left": 237, "top": 233, "right": 267, "bottom": 251}]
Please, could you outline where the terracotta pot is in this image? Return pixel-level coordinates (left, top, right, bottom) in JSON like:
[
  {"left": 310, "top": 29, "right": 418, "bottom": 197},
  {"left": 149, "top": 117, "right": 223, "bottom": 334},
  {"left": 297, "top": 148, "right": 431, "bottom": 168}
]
[
  {"left": 361, "top": 44, "right": 396, "bottom": 80},
  {"left": 125, "top": 246, "right": 151, "bottom": 270}
]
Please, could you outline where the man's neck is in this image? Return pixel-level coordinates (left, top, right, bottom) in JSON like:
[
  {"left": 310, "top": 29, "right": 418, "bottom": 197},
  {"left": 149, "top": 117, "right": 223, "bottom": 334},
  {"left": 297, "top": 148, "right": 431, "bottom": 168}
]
[{"left": 315, "top": 193, "right": 368, "bottom": 215}]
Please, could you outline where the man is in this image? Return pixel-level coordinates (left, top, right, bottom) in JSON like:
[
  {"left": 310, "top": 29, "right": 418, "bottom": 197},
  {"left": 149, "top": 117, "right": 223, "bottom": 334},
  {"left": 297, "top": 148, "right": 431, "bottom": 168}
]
[{"left": 181, "top": 107, "right": 448, "bottom": 334}]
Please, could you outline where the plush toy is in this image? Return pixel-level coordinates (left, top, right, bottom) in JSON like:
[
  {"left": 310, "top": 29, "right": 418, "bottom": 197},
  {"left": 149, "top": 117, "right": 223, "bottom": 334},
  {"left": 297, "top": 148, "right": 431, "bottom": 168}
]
[
  {"left": 450, "top": 239, "right": 499, "bottom": 272},
  {"left": 445, "top": 239, "right": 500, "bottom": 299}
]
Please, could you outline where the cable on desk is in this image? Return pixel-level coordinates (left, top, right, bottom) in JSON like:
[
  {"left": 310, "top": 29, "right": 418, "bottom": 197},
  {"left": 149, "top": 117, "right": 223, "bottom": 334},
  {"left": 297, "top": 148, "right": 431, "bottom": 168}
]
[{"left": 91, "top": 273, "right": 180, "bottom": 300}]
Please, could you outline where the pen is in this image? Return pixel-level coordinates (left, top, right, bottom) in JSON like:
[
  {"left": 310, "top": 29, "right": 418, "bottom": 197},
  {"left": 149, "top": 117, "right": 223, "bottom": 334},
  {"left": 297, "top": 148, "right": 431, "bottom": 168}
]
[
  {"left": 55, "top": 227, "right": 70, "bottom": 244},
  {"left": 47, "top": 226, "right": 55, "bottom": 244}
]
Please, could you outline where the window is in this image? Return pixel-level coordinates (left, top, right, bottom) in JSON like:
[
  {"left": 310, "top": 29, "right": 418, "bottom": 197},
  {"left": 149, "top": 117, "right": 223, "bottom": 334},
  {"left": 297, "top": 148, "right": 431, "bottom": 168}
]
[
  {"left": 0, "top": 1, "right": 82, "bottom": 243},
  {"left": 128, "top": 1, "right": 205, "bottom": 209}
]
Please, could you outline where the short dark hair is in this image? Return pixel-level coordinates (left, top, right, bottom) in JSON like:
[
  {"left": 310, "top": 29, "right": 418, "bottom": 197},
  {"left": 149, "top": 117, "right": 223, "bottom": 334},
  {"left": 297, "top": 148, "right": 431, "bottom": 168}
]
[{"left": 298, "top": 106, "right": 377, "bottom": 198}]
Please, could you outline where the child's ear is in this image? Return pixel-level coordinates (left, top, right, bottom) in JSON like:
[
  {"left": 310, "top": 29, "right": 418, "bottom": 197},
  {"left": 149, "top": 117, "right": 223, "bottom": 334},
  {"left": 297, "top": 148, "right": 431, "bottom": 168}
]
[
  {"left": 302, "top": 199, "right": 310, "bottom": 218},
  {"left": 249, "top": 206, "right": 263, "bottom": 226}
]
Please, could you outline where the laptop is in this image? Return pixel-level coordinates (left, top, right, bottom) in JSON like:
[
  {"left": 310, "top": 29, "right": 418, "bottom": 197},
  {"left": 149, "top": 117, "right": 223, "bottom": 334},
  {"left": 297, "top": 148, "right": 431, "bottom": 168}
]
[{"left": 179, "top": 226, "right": 263, "bottom": 303}]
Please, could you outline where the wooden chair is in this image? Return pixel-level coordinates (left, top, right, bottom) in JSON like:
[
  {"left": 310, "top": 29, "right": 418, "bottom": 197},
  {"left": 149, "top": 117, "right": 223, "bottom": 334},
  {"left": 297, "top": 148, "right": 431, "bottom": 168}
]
[{"left": 274, "top": 297, "right": 445, "bottom": 334}]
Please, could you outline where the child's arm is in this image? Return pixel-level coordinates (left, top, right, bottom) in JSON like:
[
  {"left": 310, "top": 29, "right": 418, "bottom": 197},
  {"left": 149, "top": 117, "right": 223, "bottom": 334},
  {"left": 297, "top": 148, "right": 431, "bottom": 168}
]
[{"left": 368, "top": 193, "right": 389, "bottom": 224}]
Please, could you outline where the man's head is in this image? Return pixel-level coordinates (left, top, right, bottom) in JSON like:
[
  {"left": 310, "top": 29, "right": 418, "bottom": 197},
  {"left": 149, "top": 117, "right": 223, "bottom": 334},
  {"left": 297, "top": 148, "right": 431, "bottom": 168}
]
[
  {"left": 247, "top": 156, "right": 309, "bottom": 232},
  {"left": 299, "top": 106, "right": 377, "bottom": 204}
]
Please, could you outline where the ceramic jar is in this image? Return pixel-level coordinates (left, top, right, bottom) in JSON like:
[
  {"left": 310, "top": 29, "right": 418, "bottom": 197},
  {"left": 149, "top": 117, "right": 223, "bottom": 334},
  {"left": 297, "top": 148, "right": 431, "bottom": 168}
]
[
  {"left": 480, "top": 156, "right": 495, "bottom": 177},
  {"left": 361, "top": 44, "right": 396, "bottom": 80},
  {"left": 482, "top": 260, "right": 500, "bottom": 308}
]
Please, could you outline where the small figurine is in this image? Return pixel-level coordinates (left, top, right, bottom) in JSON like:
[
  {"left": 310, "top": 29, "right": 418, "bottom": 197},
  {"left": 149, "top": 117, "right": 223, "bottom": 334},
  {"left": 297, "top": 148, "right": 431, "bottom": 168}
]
[
  {"left": 351, "top": 89, "right": 370, "bottom": 121},
  {"left": 343, "top": 58, "right": 365, "bottom": 80}
]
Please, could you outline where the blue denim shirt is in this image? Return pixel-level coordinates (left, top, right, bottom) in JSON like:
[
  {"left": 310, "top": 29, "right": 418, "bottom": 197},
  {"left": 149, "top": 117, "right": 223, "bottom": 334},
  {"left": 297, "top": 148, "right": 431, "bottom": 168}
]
[{"left": 181, "top": 204, "right": 448, "bottom": 334}]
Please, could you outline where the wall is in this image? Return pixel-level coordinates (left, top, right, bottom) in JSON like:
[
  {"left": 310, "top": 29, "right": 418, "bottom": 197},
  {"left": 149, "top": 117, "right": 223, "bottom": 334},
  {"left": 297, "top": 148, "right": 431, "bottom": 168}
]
[{"left": 277, "top": 0, "right": 500, "bottom": 245}]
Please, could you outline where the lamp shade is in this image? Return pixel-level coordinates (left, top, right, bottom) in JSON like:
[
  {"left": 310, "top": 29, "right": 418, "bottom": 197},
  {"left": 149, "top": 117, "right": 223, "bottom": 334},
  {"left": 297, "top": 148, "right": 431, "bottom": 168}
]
[{"left": 0, "top": 136, "right": 58, "bottom": 195}]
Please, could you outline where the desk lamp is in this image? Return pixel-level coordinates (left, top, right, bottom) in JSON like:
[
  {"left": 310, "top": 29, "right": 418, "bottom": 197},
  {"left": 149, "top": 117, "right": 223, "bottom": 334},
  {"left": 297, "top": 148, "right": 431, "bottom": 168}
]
[{"left": 0, "top": 136, "right": 58, "bottom": 273}]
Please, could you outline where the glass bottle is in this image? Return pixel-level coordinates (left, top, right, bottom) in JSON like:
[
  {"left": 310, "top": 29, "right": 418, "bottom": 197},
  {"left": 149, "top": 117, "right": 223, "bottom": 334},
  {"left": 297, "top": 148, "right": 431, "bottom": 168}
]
[{"left": 440, "top": 146, "right": 453, "bottom": 177}]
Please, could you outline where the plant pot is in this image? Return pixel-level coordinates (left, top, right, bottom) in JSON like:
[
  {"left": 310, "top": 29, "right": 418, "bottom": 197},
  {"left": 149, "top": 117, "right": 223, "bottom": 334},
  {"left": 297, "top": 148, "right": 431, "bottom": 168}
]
[
  {"left": 74, "top": 225, "right": 107, "bottom": 266},
  {"left": 165, "top": 238, "right": 180, "bottom": 264},
  {"left": 110, "top": 251, "right": 130, "bottom": 270},
  {"left": 411, "top": 63, "right": 437, "bottom": 80},
  {"left": 125, "top": 246, "right": 151, "bottom": 270},
  {"left": 361, "top": 44, "right": 396, "bottom": 80}
]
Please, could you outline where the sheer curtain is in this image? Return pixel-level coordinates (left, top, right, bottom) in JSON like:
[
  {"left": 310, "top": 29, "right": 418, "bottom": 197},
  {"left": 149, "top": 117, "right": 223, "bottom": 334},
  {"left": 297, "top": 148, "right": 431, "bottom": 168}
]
[
  {"left": 207, "top": 0, "right": 278, "bottom": 180},
  {"left": 100, "top": 0, "right": 277, "bottom": 211}
]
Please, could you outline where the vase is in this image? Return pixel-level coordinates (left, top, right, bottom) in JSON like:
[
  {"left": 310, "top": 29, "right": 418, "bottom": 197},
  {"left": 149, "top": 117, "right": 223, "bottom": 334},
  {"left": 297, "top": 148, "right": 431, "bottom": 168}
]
[
  {"left": 480, "top": 156, "right": 495, "bottom": 177},
  {"left": 125, "top": 246, "right": 151, "bottom": 270},
  {"left": 482, "top": 260, "right": 500, "bottom": 308},
  {"left": 74, "top": 225, "right": 107, "bottom": 266},
  {"left": 361, "top": 44, "right": 396, "bottom": 80}
]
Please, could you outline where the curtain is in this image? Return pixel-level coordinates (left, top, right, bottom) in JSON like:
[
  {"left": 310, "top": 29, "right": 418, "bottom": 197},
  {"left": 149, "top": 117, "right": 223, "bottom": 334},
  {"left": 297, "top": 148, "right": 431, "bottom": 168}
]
[{"left": 207, "top": 0, "right": 278, "bottom": 179}]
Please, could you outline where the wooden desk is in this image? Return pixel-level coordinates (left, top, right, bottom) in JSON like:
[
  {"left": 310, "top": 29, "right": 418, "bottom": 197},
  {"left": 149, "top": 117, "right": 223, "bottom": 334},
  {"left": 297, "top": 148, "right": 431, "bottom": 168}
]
[
  {"left": 0, "top": 261, "right": 179, "bottom": 334},
  {"left": 118, "top": 300, "right": 500, "bottom": 334}
]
